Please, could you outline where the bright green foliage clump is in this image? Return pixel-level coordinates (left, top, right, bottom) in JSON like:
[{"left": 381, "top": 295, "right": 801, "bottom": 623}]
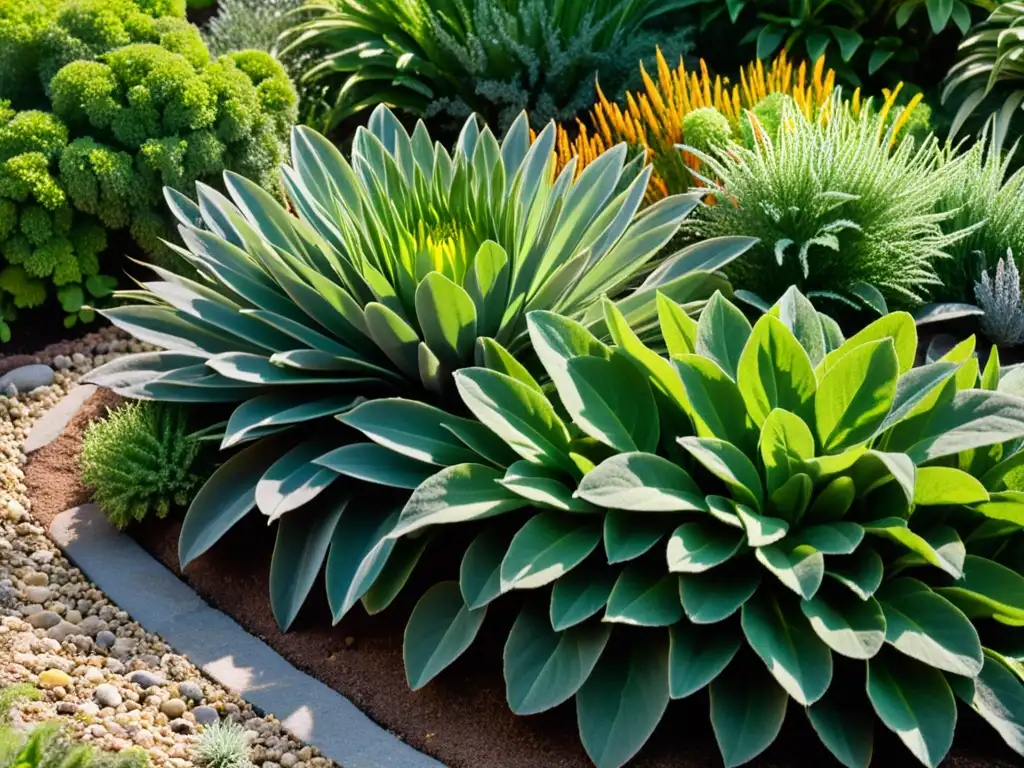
[
  {"left": 739, "top": 92, "right": 793, "bottom": 147},
  {"left": 0, "top": 721, "right": 150, "bottom": 768},
  {"left": 0, "top": 685, "right": 42, "bottom": 722},
  {"left": 686, "top": 92, "right": 965, "bottom": 309},
  {"left": 326, "top": 288, "right": 1024, "bottom": 768},
  {"left": 196, "top": 719, "right": 251, "bottom": 768},
  {"left": 84, "top": 105, "right": 754, "bottom": 627},
  {"left": 81, "top": 400, "right": 208, "bottom": 528},
  {"left": 280, "top": 0, "right": 692, "bottom": 132},
  {"left": 679, "top": 107, "right": 732, "bottom": 155}
]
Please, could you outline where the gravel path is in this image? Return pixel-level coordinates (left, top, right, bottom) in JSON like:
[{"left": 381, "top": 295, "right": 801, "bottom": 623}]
[{"left": 0, "top": 329, "right": 340, "bottom": 768}]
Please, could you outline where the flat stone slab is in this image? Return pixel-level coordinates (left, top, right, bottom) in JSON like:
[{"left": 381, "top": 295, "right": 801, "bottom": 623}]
[
  {"left": 51, "top": 503, "right": 445, "bottom": 768},
  {"left": 24, "top": 384, "right": 97, "bottom": 454}
]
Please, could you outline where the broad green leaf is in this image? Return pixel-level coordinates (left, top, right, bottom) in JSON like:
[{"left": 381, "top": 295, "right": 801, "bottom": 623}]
[
  {"left": 877, "top": 578, "right": 983, "bottom": 676},
  {"left": 914, "top": 466, "right": 989, "bottom": 505},
  {"left": 980, "top": 347, "right": 1000, "bottom": 390},
  {"left": 325, "top": 504, "right": 399, "bottom": 623},
  {"left": 875, "top": 361, "right": 959, "bottom": 434},
  {"left": 499, "top": 461, "right": 593, "bottom": 512},
  {"left": 707, "top": 494, "right": 743, "bottom": 528},
  {"left": 741, "top": 591, "right": 833, "bottom": 705},
  {"left": 674, "top": 354, "right": 757, "bottom": 455},
  {"left": 804, "top": 477, "right": 856, "bottom": 524},
  {"left": 756, "top": 543, "right": 824, "bottom": 599},
  {"left": 679, "top": 562, "right": 762, "bottom": 624},
  {"left": 667, "top": 522, "right": 743, "bottom": 573},
  {"left": 476, "top": 336, "right": 542, "bottom": 393},
  {"left": 179, "top": 435, "right": 288, "bottom": 566},
  {"left": 867, "top": 654, "right": 956, "bottom": 768},
  {"left": 576, "top": 452, "right": 705, "bottom": 511},
  {"left": 826, "top": 545, "right": 884, "bottom": 599},
  {"left": 815, "top": 339, "right": 899, "bottom": 453},
  {"left": 338, "top": 399, "right": 480, "bottom": 466},
  {"left": 710, "top": 658, "right": 788, "bottom": 768},
  {"left": 759, "top": 408, "right": 815, "bottom": 497},
  {"left": 526, "top": 310, "right": 609, "bottom": 397},
  {"left": 454, "top": 368, "right": 573, "bottom": 471},
  {"left": 604, "top": 564, "right": 683, "bottom": 627},
  {"left": 807, "top": 687, "right": 875, "bottom": 768},
  {"left": 735, "top": 505, "right": 789, "bottom": 547},
  {"left": 901, "top": 390, "right": 1024, "bottom": 464},
  {"left": 737, "top": 314, "right": 816, "bottom": 426},
  {"left": 696, "top": 290, "right": 752, "bottom": 379},
  {"left": 505, "top": 604, "right": 611, "bottom": 715},
  {"left": 772, "top": 286, "right": 827, "bottom": 365},
  {"left": 668, "top": 622, "right": 741, "bottom": 699},
  {"left": 794, "top": 522, "right": 863, "bottom": 554},
  {"left": 801, "top": 590, "right": 886, "bottom": 660},
  {"left": 392, "top": 463, "right": 529, "bottom": 538},
  {"left": 603, "top": 510, "right": 669, "bottom": 564},
  {"left": 576, "top": 635, "right": 670, "bottom": 768},
  {"left": 364, "top": 301, "right": 420, "bottom": 378},
  {"left": 256, "top": 439, "right": 339, "bottom": 521},
  {"left": 863, "top": 518, "right": 965, "bottom": 578},
  {"left": 361, "top": 534, "right": 430, "bottom": 614},
  {"left": 404, "top": 581, "right": 486, "bottom": 689},
  {"left": 550, "top": 566, "right": 616, "bottom": 631},
  {"left": 500, "top": 512, "right": 602, "bottom": 591},
  {"left": 314, "top": 443, "right": 434, "bottom": 489},
  {"left": 464, "top": 242, "right": 510, "bottom": 337},
  {"left": 269, "top": 492, "right": 346, "bottom": 631},
  {"left": 975, "top": 491, "right": 1024, "bottom": 527},
  {"left": 562, "top": 352, "right": 660, "bottom": 453},
  {"left": 952, "top": 650, "right": 1024, "bottom": 755},
  {"left": 817, "top": 311, "right": 916, "bottom": 377},
  {"left": 223, "top": 394, "right": 363, "bottom": 448},
  {"left": 850, "top": 450, "right": 916, "bottom": 507},
  {"left": 768, "top": 473, "right": 812, "bottom": 523},
  {"left": 677, "top": 436, "right": 764, "bottom": 511},
  {"left": 935, "top": 555, "right": 1024, "bottom": 626},
  {"left": 657, "top": 291, "right": 698, "bottom": 356},
  {"left": 460, "top": 526, "right": 516, "bottom": 610}
]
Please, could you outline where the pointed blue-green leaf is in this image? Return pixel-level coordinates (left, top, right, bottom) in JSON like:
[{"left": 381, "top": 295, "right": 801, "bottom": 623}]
[
  {"left": 500, "top": 512, "right": 602, "bottom": 592},
  {"left": 404, "top": 581, "right": 486, "bottom": 689},
  {"left": 338, "top": 399, "right": 480, "bottom": 466},
  {"left": 826, "top": 545, "right": 884, "bottom": 599},
  {"left": 314, "top": 443, "right": 435, "bottom": 489},
  {"left": 815, "top": 339, "right": 899, "bottom": 453},
  {"left": 677, "top": 436, "right": 764, "bottom": 511},
  {"left": 575, "top": 452, "right": 705, "bottom": 511},
  {"left": 735, "top": 505, "right": 789, "bottom": 547},
  {"left": 710, "top": 659, "right": 788, "bottom": 768},
  {"left": 550, "top": 566, "right": 616, "bottom": 631},
  {"left": 667, "top": 522, "right": 743, "bottom": 573},
  {"left": 807, "top": 687, "right": 874, "bottom": 768},
  {"left": 737, "top": 314, "right": 816, "bottom": 426},
  {"left": 256, "top": 440, "right": 341, "bottom": 521},
  {"left": 325, "top": 504, "right": 399, "bottom": 623},
  {"left": 863, "top": 518, "right": 965, "bottom": 578},
  {"left": 759, "top": 407, "right": 815, "bottom": 497},
  {"left": 668, "top": 623, "right": 741, "bottom": 699},
  {"left": 674, "top": 354, "right": 757, "bottom": 455},
  {"left": 414, "top": 271, "right": 478, "bottom": 369},
  {"left": 935, "top": 554, "right": 1024, "bottom": 625},
  {"left": 772, "top": 286, "right": 826, "bottom": 365},
  {"left": 603, "top": 510, "right": 669, "bottom": 564},
  {"left": 756, "top": 543, "right": 824, "bottom": 599},
  {"left": 364, "top": 302, "right": 420, "bottom": 378},
  {"left": 952, "top": 649, "right": 1024, "bottom": 755},
  {"left": 696, "top": 290, "right": 751, "bottom": 379},
  {"left": 361, "top": 533, "right": 430, "bottom": 614},
  {"left": 604, "top": 564, "right": 683, "bottom": 627},
  {"left": 460, "top": 526, "right": 516, "bottom": 610},
  {"left": 901, "top": 390, "right": 1024, "bottom": 464},
  {"left": 801, "top": 590, "right": 886, "bottom": 660},
  {"left": 498, "top": 461, "right": 593, "bottom": 512},
  {"left": 679, "top": 563, "right": 762, "bottom": 624},
  {"left": 793, "top": 522, "right": 863, "bottom": 554}
]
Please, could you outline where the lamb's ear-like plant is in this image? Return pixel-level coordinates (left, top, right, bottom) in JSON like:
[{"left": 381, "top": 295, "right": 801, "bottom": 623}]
[
  {"left": 975, "top": 250, "right": 1024, "bottom": 348},
  {"left": 335, "top": 286, "right": 1024, "bottom": 768},
  {"left": 85, "top": 105, "right": 754, "bottom": 630}
]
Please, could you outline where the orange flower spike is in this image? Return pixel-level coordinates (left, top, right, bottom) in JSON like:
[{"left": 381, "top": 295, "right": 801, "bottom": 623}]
[
  {"left": 640, "top": 61, "right": 667, "bottom": 116},
  {"left": 656, "top": 47, "right": 673, "bottom": 98},
  {"left": 700, "top": 59, "right": 713, "bottom": 106}
]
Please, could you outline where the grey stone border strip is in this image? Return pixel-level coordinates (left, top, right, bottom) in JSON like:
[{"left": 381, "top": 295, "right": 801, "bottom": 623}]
[
  {"left": 50, "top": 503, "right": 446, "bottom": 768},
  {"left": 24, "top": 384, "right": 97, "bottom": 453}
]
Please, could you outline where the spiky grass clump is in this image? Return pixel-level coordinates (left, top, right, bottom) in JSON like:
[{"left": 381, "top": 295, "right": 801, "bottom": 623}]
[
  {"left": 553, "top": 49, "right": 923, "bottom": 203},
  {"left": 80, "top": 401, "right": 207, "bottom": 529},
  {"left": 686, "top": 92, "right": 962, "bottom": 307},
  {"left": 196, "top": 719, "right": 251, "bottom": 768},
  {"left": 933, "top": 138, "right": 1024, "bottom": 301}
]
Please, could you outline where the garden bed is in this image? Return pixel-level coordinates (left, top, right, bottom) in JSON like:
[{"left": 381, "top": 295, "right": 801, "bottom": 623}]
[{"left": 24, "top": 389, "right": 1022, "bottom": 768}]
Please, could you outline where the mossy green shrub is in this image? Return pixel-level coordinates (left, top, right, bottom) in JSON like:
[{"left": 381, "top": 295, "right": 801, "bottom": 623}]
[
  {"left": 80, "top": 400, "right": 211, "bottom": 528},
  {"left": 0, "top": 0, "right": 297, "bottom": 339},
  {"left": 0, "top": 721, "right": 150, "bottom": 768}
]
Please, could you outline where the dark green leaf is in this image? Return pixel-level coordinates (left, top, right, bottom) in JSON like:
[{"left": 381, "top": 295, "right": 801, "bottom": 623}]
[{"left": 404, "top": 581, "right": 486, "bottom": 689}]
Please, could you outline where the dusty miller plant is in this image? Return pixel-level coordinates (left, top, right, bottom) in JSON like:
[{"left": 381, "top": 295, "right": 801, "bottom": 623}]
[{"left": 975, "top": 250, "right": 1024, "bottom": 347}]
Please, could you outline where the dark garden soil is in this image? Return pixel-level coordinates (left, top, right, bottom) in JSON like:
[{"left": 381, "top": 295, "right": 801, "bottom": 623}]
[{"left": 23, "top": 389, "right": 1022, "bottom": 768}]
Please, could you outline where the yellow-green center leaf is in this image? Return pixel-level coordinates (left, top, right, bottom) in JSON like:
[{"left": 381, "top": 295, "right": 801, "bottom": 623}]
[
  {"left": 737, "top": 314, "right": 816, "bottom": 427},
  {"left": 815, "top": 339, "right": 899, "bottom": 453}
]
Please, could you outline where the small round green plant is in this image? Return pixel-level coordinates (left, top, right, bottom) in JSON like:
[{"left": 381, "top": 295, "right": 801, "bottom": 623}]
[
  {"left": 80, "top": 400, "right": 208, "bottom": 528},
  {"left": 740, "top": 92, "right": 794, "bottom": 147},
  {"left": 680, "top": 107, "right": 732, "bottom": 155},
  {"left": 196, "top": 718, "right": 251, "bottom": 768}
]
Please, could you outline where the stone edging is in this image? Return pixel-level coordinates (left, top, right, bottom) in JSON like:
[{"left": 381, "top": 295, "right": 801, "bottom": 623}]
[{"left": 50, "top": 503, "right": 445, "bottom": 768}]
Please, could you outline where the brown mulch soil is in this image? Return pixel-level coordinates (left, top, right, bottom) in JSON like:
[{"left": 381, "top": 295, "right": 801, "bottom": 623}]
[{"left": 25, "top": 390, "right": 1022, "bottom": 768}]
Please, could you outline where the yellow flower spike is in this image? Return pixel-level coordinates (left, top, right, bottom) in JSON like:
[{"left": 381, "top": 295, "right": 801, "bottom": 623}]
[
  {"left": 889, "top": 92, "right": 924, "bottom": 147},
  {"left": 656, "top": 47, "right": 673, "bottom": 97}
]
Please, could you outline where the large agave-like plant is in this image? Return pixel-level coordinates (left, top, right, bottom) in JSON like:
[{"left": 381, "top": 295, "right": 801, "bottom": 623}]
[
  {"left": 324, "top": 288, "right": 1024, "bottom": 767},
  {"left": 86, "top": 105, "right": 754, "bottom": 627}
]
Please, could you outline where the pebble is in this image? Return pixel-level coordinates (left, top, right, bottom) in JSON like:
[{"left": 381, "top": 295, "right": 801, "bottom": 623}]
[
  {"left": 27, "top": 610, "right": 61, "bottom": 629},
  {"left": 39, "top": 669, "right": 72, "bottom": 688},
  {"left": 84, "top": 668, "right": 104, "bottom": 684},
  {"left": 78, "top": 702, "right": 100, "bottom": 717},
  {"left": 95, "top": 630, "right": 115, "bottom": 649},
  {"left": 23, "top": 585, "right": 51, "bottom": 604},
  {"left": 46, "top": 620, "right": 80, "bottom": 643},
  {"left": 0, "top": 363, "right": 55, "bottom": 393},
  {"left": 94, "top": 684, "right": 122, "bottom": 708},
  {"left": 160, "top": 698, "right": 186, "bottom": 718},
  {"left": 178, "top": 681, "right": 203, "bottom": 702},
  {"left": 169, "top": 718, "right": 193, "bottom": 735},
  {"left": 127, "top": 670, "right": 164, "bottom": 689},
  {"left": 112, "top": 637, "right": 137, "bottom": 657},
  {"left": 193, "top": 705, "right": 219, "bottom": 725},
  {"left": 64, "top": 610, "right": 82, "bottom": 624},
  {"left": 23, "top": 571, "right": 48, "bottom": 586}
]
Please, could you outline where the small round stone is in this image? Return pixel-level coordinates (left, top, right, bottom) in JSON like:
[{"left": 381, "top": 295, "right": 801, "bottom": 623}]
[
  {"left": 160, "top": 698, "right": 186, "bottom": 718},
  {"left": 23, "top": 571, "right": 48, "bottom": 586},
  {"left": 39, "top": 669, "right": 72, "bottom": 688},
  {"left": 64, "top": 610, "right": 82, "bottom": 624},
  {"left": 27, "top": 610, "right": 61, "bottom": 629},
  {"left": 169, "top": 718, "right": 193, "bottom": 735},
  {"left": 46, "top": 620, "right": 80, "bottom": 643},
  {"left": 178, "top": 681, "right": 203, "bottom": 702},
  {"left": 23, "top": 585, "right": 51, "bottom": 604},
  {"left": 94, "top": 683, "right": 123, "bottom": 708},
  {"left": 127, "top": 670, "right": 164, "bottom": 689},
  {"left": 192, "top": 705, "right": 219, "bottom": 725},
  {"left": 95, "top": 630, "right": 116, "bottom": 649}
]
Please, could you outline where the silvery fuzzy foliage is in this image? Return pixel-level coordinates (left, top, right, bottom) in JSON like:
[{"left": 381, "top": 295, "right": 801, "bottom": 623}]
[
  {"left": 202, "top": 0, "right": 304, "bottom": 58},
  {"left": 975, "top": 251, "right": 1024, "bottom": 347},
  {"left": 195, "top": 719, "right": 251, "bottom": 768},
  {"left": 424, "top": 0, "right": 693, "bottom": 131}
]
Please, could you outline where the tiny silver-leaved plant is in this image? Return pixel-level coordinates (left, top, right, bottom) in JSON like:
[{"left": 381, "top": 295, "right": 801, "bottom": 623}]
[{"left": 975, "top": 250, "right": 1024, "bottom": 347}]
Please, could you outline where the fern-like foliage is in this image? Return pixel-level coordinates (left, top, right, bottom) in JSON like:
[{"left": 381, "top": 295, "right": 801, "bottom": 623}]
[
  {"left": 0, "top": 721, "right": 150, "bottom": 768},
  {"left": 196, "top": 719, "right": 251, "bottom": 768},
  {"left": 80, "top": 401, "right": 208, "bottom": 529},
  {"left": 975, "top": 252, "right": 1024, "bottom": 347},
  {"left": 684, "top": 92, "right": 964, "bottom": 307},
  {"left": 933, "top": 137, "right": 1024, "bottom": 301}
]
